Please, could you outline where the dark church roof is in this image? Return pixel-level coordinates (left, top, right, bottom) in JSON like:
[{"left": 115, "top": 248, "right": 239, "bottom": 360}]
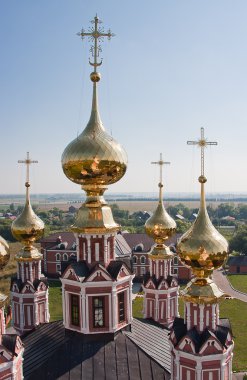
[
  {"left": 172, "top": 317, "right": 231, "bottom": 352},
  {"left": 22, "top": 319, "right": 171, "bottom": 380}
]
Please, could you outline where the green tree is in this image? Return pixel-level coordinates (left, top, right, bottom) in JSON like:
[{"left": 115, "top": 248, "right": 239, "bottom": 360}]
[{"left": 229, "top": 226, "right": 247, "bottom": 253}]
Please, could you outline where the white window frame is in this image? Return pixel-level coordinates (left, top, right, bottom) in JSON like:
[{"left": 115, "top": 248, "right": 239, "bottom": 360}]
[
  {"left": 56, "top": 253, "right": 61, "bottom": 261},
  {"left": 63, "top": 253, "right": 68, "bottom": 261},
  {"left": 140, "top": 255, "right": 146, "bottom": 264}
]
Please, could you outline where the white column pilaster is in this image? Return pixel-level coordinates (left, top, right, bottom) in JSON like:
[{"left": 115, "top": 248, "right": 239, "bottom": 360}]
[
  {"left": 112, "top": 289, "right": 117, "bottom": 329},
  {"left": 19, "top": 299, "right": 24, "bottom": 331},
  {"left": 176, "top": 289, "right": 179, "bottom": 317},
  {"left": 29, "top": 262, "right": 33, "bottom": 282},
  {"left": 212, "top": 304, "right": 216, "bottom": 330},
  {"left": 87, "top": 237, "right": 91, "bottom": 264},
  {"left": 127, "top": 286, "right": 131, "bottom": 323},
  {"left": 186, "top": 303, "right": 191, "bottom": 330},
  {"left": 21, "top": 263, "right": 24, "bottom": 282},
  {"left": 103, "top": 234, "right": 108, "bottom": 263},
  {"left": 80, "top": 287, "right": 86, "bottom": 331},
  {"left": 221, "top": 361, "right": 226, "bottom": 380},
  {"left": 166, "top": 293, "right": 170, "bottom": 321},
  {"left": 34, "top": 300, "right": 38, "bottom": 326},
  {"left": 38, "top": 260, "right": 42, "bottom": 279},
  {"left": 149, "top": 258, "right": 152, "bottom": 276},
  {"left": 196, "top": 362, "right": 202, "bottom": 380},
  {"left": 45, "top": 288, "right": 50, "bottom": 322},
  {"left": 199, "top": 304, "right": 204, "bottom": 331}
]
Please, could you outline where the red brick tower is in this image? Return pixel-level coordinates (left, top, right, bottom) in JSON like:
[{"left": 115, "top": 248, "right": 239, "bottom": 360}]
[
  {"left": 143, "top": 154, "right": 179, "bottom": 327},
  {"left": 170, "top": 128, "right": 234, "bottom": 379},
  {"left": 0, "top": 236, "right": 24, "bottom": 379},
  {"left": 11, "top": 152, "right": 49, "bottom": 334},
  {"left": 60, "top": 16, "right": 134, "bottom": 335}
]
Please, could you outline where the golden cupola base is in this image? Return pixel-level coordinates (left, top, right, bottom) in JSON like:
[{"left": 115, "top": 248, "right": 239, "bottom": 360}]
[
  {"left": 145, "top": 154, "right": 176, "bottom": 259},
  {"left": 61, "top": 16, "right": 127, "bottom": 234},
  {"left": 11, "top": 153, "right": 44, "bottom": 261}
]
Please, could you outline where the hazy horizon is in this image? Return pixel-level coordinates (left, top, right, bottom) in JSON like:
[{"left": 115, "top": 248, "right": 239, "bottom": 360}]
[{"left": 1, "top": 1, "right": 247, "bottom": 194}]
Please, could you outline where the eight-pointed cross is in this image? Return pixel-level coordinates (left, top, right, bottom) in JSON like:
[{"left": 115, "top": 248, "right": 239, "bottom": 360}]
[{"left": 187, "top": 127, "right": 217, "bottom": 176}]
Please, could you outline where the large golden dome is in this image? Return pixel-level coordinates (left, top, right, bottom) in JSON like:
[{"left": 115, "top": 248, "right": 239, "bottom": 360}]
[
  {"left": 11, "top": 183, "right": 44, "bottom": 255},
  {"left": 177, "top": 176, "right": 228, "bottom": 279},
  {"left": 62, "top": 82, "right": 127, "bottom": 188}
]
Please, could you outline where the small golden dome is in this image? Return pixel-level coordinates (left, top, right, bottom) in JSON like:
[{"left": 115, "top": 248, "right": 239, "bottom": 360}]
[
  {"left": 0, "top": 235, "right": 10, "bottom": 270},
  {"left": 62, "top": 83, "right": 127, "bottom": 188},
  {"left": 177, "top": 178, "right": 228, "bottom": 278},
  {"left": 145, "top": 183, "right": 176, "bottom": 259},
  {"left": 11, "top": 184, "right": 44, "bottom": 251}
]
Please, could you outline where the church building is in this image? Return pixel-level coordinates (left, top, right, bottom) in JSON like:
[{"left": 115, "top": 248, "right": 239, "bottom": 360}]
[{"left": 0, "top": 16, "right": 235, "bottom": 380}]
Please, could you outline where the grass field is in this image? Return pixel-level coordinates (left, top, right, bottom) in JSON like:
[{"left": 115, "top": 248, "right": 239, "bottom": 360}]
[
  {"left": 227, "top": 274, "right": 247, "bottom": 294},
  {"left": 49, "top": 280, "right": 63, "bottom": 321}
]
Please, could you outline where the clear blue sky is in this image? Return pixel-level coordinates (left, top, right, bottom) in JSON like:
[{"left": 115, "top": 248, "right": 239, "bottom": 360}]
[{"left": 1, "top": 1, "right": 247, "bottom": 195}]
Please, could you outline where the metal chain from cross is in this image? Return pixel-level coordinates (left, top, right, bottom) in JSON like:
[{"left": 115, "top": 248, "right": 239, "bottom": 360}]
[
  {"left": 18, "top": 152, "right": 38, "bottom": 186},
  {"left": 151, "top": 153, "right": 170, "bottom": 188},
  {"left": 187, "top": 127, "right": 217, "bottom": 176},
  {"left": 77, "top": 15, "right": 115, "bottom": 70}
]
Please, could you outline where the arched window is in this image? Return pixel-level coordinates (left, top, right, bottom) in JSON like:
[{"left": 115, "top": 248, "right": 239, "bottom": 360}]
[
  {"left": 132, "top": 255, "right": 137, "bottom": 264},
  {"left": 63, "top": 253, "right": 68, "bottom": 261},
  {"left": 173, "top": 256, "right": 178, "bottom": 265},
  {"left": 56, "top": 253, "right": 61, "bottom": 261},
  {"left": 140, "top": 255, "right": 146, "bottom": 264}
]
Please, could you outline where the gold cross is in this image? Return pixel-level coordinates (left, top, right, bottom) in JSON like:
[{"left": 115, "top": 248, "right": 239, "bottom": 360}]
[
  {"left": 187, "top": 127, "right": 217, "bottom": 176},
  {"left": 151, "top": 153, "right": 170, "bottom": 186},
  {"left": 18, "top": 152, "right": 38, "bottom": 185},
  {"left": 77, "top": 15, "right": 115, "bottom": 70}
]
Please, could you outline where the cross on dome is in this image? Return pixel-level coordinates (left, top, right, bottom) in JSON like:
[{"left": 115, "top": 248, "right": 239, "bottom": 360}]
[
  {"left": 187, "top": 127, "right": 217, "bottom": 177},
  {"left": 77, "top": 15, "right": 115, "bottom": 70},
  {"left": 18, "top": 152, "right": 38, "bottom": 187},
  {"left": 151, "top": 153, "right": 170, "bottom": 189}
]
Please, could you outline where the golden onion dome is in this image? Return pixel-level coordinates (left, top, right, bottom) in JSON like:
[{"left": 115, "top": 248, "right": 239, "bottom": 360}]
[
  {"left": 145, "top": 182, "right": 176, "bottom": 259},
  {"left": 11, "top": 182, "right": 44, "bottom": 257},
  {"left": 177, "top": 175, "right": 228, "bottom": 279},
  {"left": 0, "top": 235, "right": 10, "bottom": 270},
  {"left": 62, "top": 81, "right": 127, "bottom": 188}
]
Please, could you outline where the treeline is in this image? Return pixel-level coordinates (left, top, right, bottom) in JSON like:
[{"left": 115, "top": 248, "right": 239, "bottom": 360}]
[{"left": 1, "top": 202, "right": 247, "bottom": 253}]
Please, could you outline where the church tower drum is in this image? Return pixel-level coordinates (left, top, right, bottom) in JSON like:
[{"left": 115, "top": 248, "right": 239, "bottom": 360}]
[
  {"left": 143, "top": 153, "right": 179, "bottom": 327},
  {"left": 60, "top": 16, "right": 134, "bottom": 335},
  {"left": 170, "top": 128, "right": 234, "bottom": 380},
  {"left": 0, "top": 232, "right": 24, "bottom": 379},
  {"left": 11, "top": 152, "right": 50, "bottom": 334}
]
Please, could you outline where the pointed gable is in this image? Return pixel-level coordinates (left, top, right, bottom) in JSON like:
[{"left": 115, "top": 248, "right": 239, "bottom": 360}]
[
  {"left": 158, "top": 279, "right": 169, "bottom": 290},
  {"left": 107, "top": 260, "right": 131, "bottom": 280},
  {"left": 145, "top": 278, "right": 156, "bottom": 289},
  {"left": 86, "top": 263, "right": 112, "bottom": 282},
  {"left": 199, "top": 331, "right": 223, "bottom": 355},
  {"left": 62, "top": 261, "right": 89, "bottom": 282},
  {"left": 178, "top": 334, "right": 196, "bottom": 354},
  {"left": 21, "top": 282, "right": 35, "bottom": 294}
]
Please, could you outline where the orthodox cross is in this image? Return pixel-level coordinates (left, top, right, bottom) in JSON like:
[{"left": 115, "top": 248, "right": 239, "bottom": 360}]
[
  {"left": 151, "top": 153, "right": 170, "bottom": 186},
  {"left": 187, "top": 127, "right": 217, "bottom": 176},
  {"left": 77, "top": 15, "right": 115, "bottom": 69},
  {"left": 18, "top": 152, "right": 38, "bottom": 185}
]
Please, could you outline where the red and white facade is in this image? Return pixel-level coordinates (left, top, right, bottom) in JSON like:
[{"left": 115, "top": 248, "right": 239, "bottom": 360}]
[
  {"left": 143, "top": 256, "right": 179, "bottom": 327},
  {"left": 11, "top": 257, "right": 50, "bottom": 335},
  {"left": 0, "top": 298, "right": 24, "bottom": 380},
  {"left": 61, "top": 231, "right": 134, "bottom": 335},
  {"left": 170, "top": 301, "right": 234, "bottom": 380}
]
